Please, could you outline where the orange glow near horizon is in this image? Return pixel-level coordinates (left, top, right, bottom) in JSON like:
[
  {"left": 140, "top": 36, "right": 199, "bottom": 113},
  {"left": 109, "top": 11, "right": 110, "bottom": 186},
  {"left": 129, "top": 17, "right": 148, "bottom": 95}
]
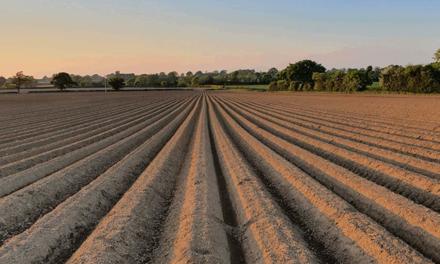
[{"left": 1, "top": 1, "right": 438, "bottom": 78}]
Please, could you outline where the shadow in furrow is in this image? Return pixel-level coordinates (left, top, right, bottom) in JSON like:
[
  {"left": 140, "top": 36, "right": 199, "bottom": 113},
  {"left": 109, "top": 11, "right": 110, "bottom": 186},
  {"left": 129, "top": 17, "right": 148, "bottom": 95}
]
[
  {"left": 211, "top": 96, "right": 337, "bottom": 264},
  {"left": 207, "top": 104, "right": 246, "bottom": 264}
]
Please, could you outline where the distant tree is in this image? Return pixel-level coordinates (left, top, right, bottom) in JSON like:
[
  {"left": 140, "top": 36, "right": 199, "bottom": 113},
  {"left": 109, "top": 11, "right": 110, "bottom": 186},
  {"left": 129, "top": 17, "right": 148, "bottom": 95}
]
[
  {"left": 177, "top": 79, "right": 188, "bottom": 87},
  {"left": 268, "top": 81, "right": 278, "bottom": 91},
  {"left": 365, "top": 66, "right": 374, "bottom": 86},
  {"left": 167, "top": 71, "right": 179, "bottom": 87},
  {"left": 134, "top": 75, "right": 148, "bottom": 87},
  {"left": 90, "top": 74, "right": 105, "bottom": 87},
  {"left": 229, "top": 71, "right": 239, "bottom": 84},
  {"left": 312, "top": 72, "right": 326, "bottom": 91},
  {"left": 51, "top": 72, "right": 77, "bottom": 91},
  {"left": 108, "top": 77, "right": 125, "bottom": 90},
  {"left": 194, "top": 71, "right": 203, "bottom": 77},
  {"left": 343, "top": 69, "right": 364, "bottom": 92},
  {"left": 268, "top": 67, "right": 278, "bottom": 78},
  {"left": 126, "top": 77, "right": 136, "bottom": 87},
  {"left": 277, "top": 69, "right": 288, "bottom": 81},
  {"left": 366, "top": 66, "right": 381, "bottom": 83},
  {"left": 284, "top": 60, "right": 326, "bottom": 85},
  {"left": 260, "top": 73, "right": 273, "bottom": 84},
  {"left": 289, "top": 81, "right": 303, "bottom": 91},
  {"left": 213, "top": 72, "right": 227, "bottom": 85},
  {"left": 199, "top": 74, "right": 214, "bottom": 85},
  {"left": 79, "top": 76, "right": 93, "bottom": 87},
  {"left": 11, "top": 71, "right": 34, "bottom": 93},
  {"left": 406, "top": 64, "right": 440, "bottom": 93},
  {"left": 435, "top": 48, "right": 440, "bottom": 63},
  {"left": 191, "top": 76, "right": 200, "bottom": 87},
  {"left": 70, "top": 75, "right": 82, "bottom": 87},
  {"left": 0, "top": 76, "right": 6, "bottom": 88},
  {"left": 379, "top": 64, "right": 440, "bottom": 93},
  {"left": 268, "top": 80, "right": 289, "bottom": 91}
]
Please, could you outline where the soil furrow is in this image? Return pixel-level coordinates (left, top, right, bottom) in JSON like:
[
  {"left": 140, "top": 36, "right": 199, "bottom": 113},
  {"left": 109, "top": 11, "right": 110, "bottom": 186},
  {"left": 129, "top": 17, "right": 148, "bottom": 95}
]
[
  {"left": 246, "top": 99, "right": 440, "bottom": 155},
  {"left": 0, "top": 98, "right": 179, "bottom": 165},
  {"left": 248, "top": 95, "right": 440, "bottom": 137},
  {"left": 0, "top": 100, "right": 117, "bottom": 131},
  {"left": 152, "top": 97, "right": 231, "bottom": 263},
  {"left": 253, "top": 99, "right": 440, "bottom": 143},
  {"left": 0, "top": 96, "right": 195, "bottom": 264},
  {"left": 218, "top": 97, "right": 440, "bottom": 211},
  {"left": 0, "top": 100, "right": 144, "bottom": 141},
  {"left": 66, "top": 97, "right": 200, "bottom": 264},
  {"left": 0, "top": 99, "right": 183, "bottom": 175},
  {"left": 226, "top": 99, "right": 440, "bottom": 178},
  {"left": 0, "top": 92, "right": 186, "bottom": 131},
  {"left": 0, "top": 99, "right": 167, "bottom": 148},
  {"left": 0, "top": 98, "right": 192, "bottom": 195},
  {"left": 209, "top": 95, "right": 432, "bottom": 264},
  {"left": 242, "top": 100, "right": 440, "bottom": 159},
  {"left": 0, "top": 99, "right": 197, "bottom": 245},
  {"left": 208, "top": 97, "right": 320, "bottom": 263},
  {"left": 215, "top": 97, "right": 440, "bottom": 262},
  {"left": 1, "top": 91, "right": 439, "bottom": 264}
]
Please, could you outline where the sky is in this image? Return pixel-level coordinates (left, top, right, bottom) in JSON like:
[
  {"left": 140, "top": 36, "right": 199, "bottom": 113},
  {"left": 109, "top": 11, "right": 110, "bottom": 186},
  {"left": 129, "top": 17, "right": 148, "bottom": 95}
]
[{"left": 0, "top": 0, "right": 439, "bottom": 78}]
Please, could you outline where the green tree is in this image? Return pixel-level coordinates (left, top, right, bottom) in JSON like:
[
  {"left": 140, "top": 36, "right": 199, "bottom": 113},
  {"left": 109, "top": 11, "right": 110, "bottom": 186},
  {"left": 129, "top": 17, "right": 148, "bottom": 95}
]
[
  {"left": 79, "top": 76, "right": 93, "bottom": 88},
  {"left": 126, "top": 77, "right": 136, "bottom": 87},
  {"left": 229, "top": 71, "right": 239, "bottom": 84},
  {"left": 11, "top": 71, "right": 34, "bottom": 93},
  {"left": 167, "top": 71, "right": 179, "bottom": 87},
  {"left": 177, "top": 79, "right": 188, "bottom": 87},
  {"left": 289, "top": 81, "right": 302, "bottom": 91},
  {"left": 51, "top": 72, "right": 77, "bottom": 91},
  {"left": 191, "top": 76, "right": 200, "bottom": 87},
  {"left": 199, "top": 74, "right": 214, "bottom": 85},
  {"left": 343, "top": 70, "right": 364, "bottom": 92},
  {"left": 327, "top": 70, "right": 346, "bottom": 91},
  {"left": 268, "top": 81, "right": 278, "bottom": 91},
  {"left": 312, "top": 72, "right": 326, "bottom": 91},
  {"left": 134, "top": 75, "right": 148, "bottom": 87},
  {"left": 434, "top": 48, "right": 440, "bottom": 63},
  {"left": 268, "top": 68, "right": 278, "bottom": 79},
  {"left": 0, "top": 76, "right": 6, "bottom": 88},
  {"left": 268, "top": 80, "right": 289, "bottom": 91},
  {"left": 108, "top": 77, "right": 125, "bottom": 90},
  {"left": 380, "top": 66, "right": 406, "bottom": 92},
  {"left": 282, "top": 60, "right": 326, "bottom": 87}
]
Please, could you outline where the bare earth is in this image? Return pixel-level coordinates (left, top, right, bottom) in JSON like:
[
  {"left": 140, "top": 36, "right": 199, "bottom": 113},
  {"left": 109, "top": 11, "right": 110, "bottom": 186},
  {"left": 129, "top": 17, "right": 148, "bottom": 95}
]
[{"left": 0, "top": 91, "right": 439, "bottom": 264}]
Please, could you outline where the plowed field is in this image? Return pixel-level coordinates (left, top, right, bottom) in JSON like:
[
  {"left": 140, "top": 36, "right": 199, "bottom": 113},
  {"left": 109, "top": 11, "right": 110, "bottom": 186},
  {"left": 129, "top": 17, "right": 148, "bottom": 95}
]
[{"left": 0, "top": 91, "right": 439, "bottom": 264}]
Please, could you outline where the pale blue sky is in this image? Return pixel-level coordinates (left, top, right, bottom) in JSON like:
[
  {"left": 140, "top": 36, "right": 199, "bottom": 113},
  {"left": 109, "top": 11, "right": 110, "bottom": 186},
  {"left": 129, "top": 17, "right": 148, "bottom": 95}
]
[{"left": 1, "top": 0, "right": 439, "bottom": 77}]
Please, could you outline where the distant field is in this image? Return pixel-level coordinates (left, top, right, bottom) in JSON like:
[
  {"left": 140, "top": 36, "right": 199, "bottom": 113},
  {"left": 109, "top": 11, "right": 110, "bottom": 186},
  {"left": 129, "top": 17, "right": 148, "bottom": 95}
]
[
  {"left": 0, "top": 91, "right": 439, "bottom": 263},
  {"left": 0, "top": 87, "right": 193, "bottom": 94},
  {"left": 203, "top": 84, "right": 268, "bottom": 91},
  {"left": 224, "top": 84, "right": 268, "bottom": 90},
  {"left": 366, "top": 81, "right": 383, "bottom": 91}
]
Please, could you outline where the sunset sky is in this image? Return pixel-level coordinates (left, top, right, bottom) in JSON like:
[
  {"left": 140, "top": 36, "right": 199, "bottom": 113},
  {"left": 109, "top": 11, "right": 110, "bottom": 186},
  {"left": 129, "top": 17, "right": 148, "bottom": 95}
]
[{"left": 1, "top": 0, "right": 439, "bottom": 78}]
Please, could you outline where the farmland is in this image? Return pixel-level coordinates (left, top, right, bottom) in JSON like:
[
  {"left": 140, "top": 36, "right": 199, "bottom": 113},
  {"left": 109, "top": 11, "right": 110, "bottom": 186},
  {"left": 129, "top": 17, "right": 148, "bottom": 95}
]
[{"left": 0, "top": 91, "right": 439, "bottom": 263}]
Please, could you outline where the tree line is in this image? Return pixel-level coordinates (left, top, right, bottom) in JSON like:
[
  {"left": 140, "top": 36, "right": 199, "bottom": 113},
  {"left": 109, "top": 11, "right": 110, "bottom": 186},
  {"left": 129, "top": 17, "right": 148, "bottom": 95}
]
[
  {"left": 0, "top": 69, "right": 279, "bottom": 92},
  {"left": 1, "top": 49, "right": 439, "bottom": 93},
  {"left": 269, "top": 49, "right": 440, "bottom": 93},
  {"left": 130, "top": 68, "right": 279, "bottom": 88}
]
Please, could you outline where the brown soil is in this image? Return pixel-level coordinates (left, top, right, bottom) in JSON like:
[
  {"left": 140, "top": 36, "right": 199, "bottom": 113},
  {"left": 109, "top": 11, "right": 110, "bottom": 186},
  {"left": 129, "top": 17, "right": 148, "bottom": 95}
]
[{"left": 0, "top": 91, "right": 438, "bottom": 264}]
